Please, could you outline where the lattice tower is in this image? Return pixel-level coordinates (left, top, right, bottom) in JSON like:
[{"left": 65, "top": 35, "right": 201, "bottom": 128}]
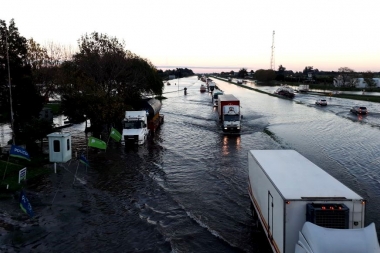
[{"left": 270, "top": 31, "right": 275, "bottom": 70}]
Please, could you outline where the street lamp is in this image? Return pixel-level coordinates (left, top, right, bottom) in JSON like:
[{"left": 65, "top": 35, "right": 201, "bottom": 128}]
[{"left": 5, "top": 31, "right": 15, "bottom": 145}]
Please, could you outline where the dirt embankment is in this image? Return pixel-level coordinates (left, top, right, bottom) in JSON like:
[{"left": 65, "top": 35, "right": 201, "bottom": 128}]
[{"left": 0, "top": 161, "right": 89, "bottom": 252}]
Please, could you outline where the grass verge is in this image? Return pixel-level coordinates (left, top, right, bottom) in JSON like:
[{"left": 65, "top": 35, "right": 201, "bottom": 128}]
[{"left": 0, "top": 157, "right": 51, "bottom": 197}]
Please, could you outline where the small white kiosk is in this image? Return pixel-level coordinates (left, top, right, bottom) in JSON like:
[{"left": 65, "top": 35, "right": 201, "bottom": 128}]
[{"left": 47, "top": 133, "right": 72, "bottom": 172}]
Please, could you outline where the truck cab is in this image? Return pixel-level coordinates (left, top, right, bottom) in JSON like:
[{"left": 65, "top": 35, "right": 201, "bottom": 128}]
[
  {"left": 122, "top": 111, "right": 149, "bottom": 145},
  {"left": 221, "top": 105, "right": 241, "bottom": 132},
  {"left": 217, "top": 94, "right": 241, "bottom": 133}
]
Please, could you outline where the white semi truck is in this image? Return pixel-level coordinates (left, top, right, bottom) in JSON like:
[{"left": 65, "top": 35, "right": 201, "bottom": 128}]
[
  {"left": 248, "top": 150, "right": 380, "bottom": 253},
  {"left": 212, "top": 89, "right": 223, "bottom": 107},
  {"left": 217, "top": 94, "right": 241, "bottom": 133},
  {"left": 122, "top": 111, "right": 149, "bottom": 145},
  {"left": 122, "top": 98, "right": 164, "bottom": 145}
]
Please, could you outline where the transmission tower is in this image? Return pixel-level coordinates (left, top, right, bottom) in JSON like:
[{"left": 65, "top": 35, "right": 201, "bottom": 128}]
[{"left": 270, "top": 30, "right": 275, "bottom": 71}]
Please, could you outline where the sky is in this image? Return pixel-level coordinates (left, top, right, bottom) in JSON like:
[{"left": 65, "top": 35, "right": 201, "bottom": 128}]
[{"left": 1, "top": 0, "right": 379, "bottom": 73}]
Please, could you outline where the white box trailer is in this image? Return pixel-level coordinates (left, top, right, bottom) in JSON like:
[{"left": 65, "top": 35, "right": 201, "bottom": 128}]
[
  {"left": 298, "top": 84, "right": 309, "bottom": 92},
  {"left": 248, "top": 150, "right": 368, "bottom": 253}
]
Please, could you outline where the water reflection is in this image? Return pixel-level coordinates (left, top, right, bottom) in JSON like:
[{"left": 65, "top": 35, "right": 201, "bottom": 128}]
[
  {"left": 221, "top": 135, "right": 241, "bottom": 155},
  {"left": 4, "top": 76, "right": 380, "bottom": 252}
]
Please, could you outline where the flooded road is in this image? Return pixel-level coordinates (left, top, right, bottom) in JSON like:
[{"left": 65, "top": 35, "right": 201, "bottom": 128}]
[{"left": 1, "top": 76, "right": 380, "bottom": 252}]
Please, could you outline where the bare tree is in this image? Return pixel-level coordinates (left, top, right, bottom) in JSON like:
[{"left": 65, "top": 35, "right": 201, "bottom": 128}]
[
  {"left": 45, "top": 41, "right": 76, "bottom": 66},
  {"left": 336, "top": 67, "right": 357, "bottom": 88}
]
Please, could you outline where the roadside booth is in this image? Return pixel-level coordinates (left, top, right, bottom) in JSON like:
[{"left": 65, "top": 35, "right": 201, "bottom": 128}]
[{"left": 47, "top": 132, "right": 72, "bottom": 163}]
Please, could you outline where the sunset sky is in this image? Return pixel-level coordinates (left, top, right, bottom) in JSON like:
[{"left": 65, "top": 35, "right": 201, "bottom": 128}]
[{"left": 1, "top": 0, "right": 379, "bottom": 73}]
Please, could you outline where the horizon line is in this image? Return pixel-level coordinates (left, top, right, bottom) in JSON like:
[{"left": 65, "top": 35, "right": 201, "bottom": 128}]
[
  {"left": 156, "top": 66, "right": 380, "bottom": 73},
  {"left": 156, "top": 66, "right": 245, "bottom": 70}
]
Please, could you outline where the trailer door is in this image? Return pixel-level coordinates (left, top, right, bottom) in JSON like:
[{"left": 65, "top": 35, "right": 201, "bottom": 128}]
[{"left": 268, "top": 191, "right": 274, "bottom": 240}]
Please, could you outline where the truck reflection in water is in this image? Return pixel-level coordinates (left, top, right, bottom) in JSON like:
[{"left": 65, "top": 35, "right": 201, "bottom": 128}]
[{"left": 222, "top": 135, "right": 241, "bottom": 155}]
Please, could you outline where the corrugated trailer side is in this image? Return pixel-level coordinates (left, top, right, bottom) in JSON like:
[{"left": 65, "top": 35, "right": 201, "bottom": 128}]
[
  {"left": 248, "top": 151, "right": 285, "bottom": 253},
  {"left": 217, "top": 94, "right": 239, "bottom": 118}
]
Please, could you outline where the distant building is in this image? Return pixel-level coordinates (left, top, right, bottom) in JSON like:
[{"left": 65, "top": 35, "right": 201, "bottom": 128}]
[
  {"left": 168, "top": 75, "right": 176, "bottom": 80},
  {"left": 333, "top": 77, "right": 380, "bottom": 88},
  {"left": 355, "top": 78, "right": 380, "bottom": 88},
  {"left": 39, "top": 107, "right": 53, "bottom": 122}
]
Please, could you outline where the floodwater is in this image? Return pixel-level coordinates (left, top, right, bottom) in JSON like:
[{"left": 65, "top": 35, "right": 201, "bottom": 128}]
[{"left": 1, "top": 76, "right": 380, "bottom": 252}]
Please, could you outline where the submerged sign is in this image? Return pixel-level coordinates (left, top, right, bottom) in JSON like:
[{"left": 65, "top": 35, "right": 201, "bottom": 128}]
[
  {"left": 79, "top": 154, "right": 90, "bottom": 167},
  {"left": 18, "top": 167, "right": 27, "bottom": 183},
  {"left": 19, "top": 190, "right": 34, "bottom": 218}
]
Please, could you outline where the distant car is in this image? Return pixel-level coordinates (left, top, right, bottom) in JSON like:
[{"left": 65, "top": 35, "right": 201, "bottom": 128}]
[
  {"left": 350, "top": 106, "right": 368, "bottom": 115},
  {"left": 315, "top": 99, "right": 327, "bottom": 106}
]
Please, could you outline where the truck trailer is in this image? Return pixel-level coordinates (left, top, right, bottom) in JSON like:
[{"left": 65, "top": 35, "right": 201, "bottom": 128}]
[
  {"left": 298, "top": 84, "right": 309, "bottom": 93},
  {"left": 208, "top": 81, "right": 216, "bottom": 92},
  {"left": 212, "top": 89, "right": 223, "bottom": 107},
  {"left": 122, "top": 98, "right": 164, "bottom": 145},
  {"left": 217, "top": 94, "right": 241, "bottom": 133},
  {"left": 248, "top": 150, "right": 379, "bottom": 253}
]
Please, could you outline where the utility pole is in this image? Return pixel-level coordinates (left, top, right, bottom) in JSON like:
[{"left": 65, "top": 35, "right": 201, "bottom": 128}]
[
  {"left": 5, "top": 31, "right": 15, "bottom": 145},
  {"left": 270, "top": 31, "right": 275, "bottom": 71}
]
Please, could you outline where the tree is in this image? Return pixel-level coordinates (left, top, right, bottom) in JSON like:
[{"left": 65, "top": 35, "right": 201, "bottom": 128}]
[
  {"left": 17, "top": 117, "right": 55, "bottom": 154},
  {"left": 59, "top": 32, "right": 163, "bottom": 134},
  {"left": 362, "top": 71, "right": 376, "bottom": 89},
  {"left": 26, "top": 38, "right": 61, "bottom": 102},
  {"left": 157, "top": 68, "right": 194, "bottom": 80},
  {"left": 336, "top": 67, "right": 357, "bottom": 88},
  {"left": 45, "top": 41, "right": 75, "bottom": 66},
  {"left": 0, "top": 19, "right": 44, "bottom": 146},
  {"left": 278, "top": 65, "right": 286, "bottom": 73},
  {"left": 303, "top": 66, "right": 314, "bottom": 75},
  {"left": 238, "top": 68, "right": 247, "bottom": 78},
  {"left": 254, "top": 69, "right": 276, "bottom": 83},
  {"left": 276, "top": 65, "right": 286, "bottom": 81}
]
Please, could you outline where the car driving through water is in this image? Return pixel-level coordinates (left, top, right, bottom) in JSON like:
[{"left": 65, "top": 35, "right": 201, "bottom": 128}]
[
  {"left": 315, "top": 99, "right": 327, "bottom": 106},
  {"left": 350, "top": 106, "right": 368, "bottom": 115}
]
